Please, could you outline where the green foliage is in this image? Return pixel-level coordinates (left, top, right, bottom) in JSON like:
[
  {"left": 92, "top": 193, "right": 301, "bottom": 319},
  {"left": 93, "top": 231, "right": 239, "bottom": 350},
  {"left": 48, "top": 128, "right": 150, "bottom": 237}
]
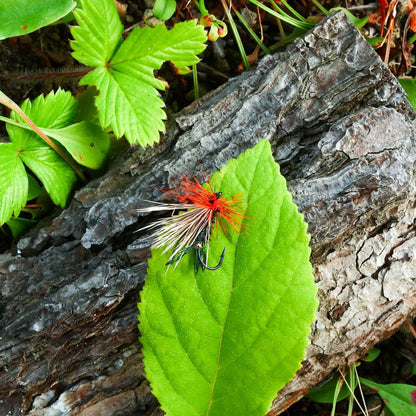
[
  {"left": 0, "top": 89, "right": 110, "bottom": 226},
  {"left": 71, "top": 0, "right": 207, "bottom": 146},
  {"left": 331, "top": 8, "right": 368, "bottom": 28},
  {"left": 5, "top": 217, "right": 36, "bottom": 240},
  {"left": 399, "top": 78, "right": 416, "bottom": 112},
  {"left": 71, "top": 0, "right": 123, "bottom": 67},
  {"left": 0, "top": 143, "right": 29, "bottom": 225},
  {"left": 0, "top": 0, "right": 207, "bottom": 235},
  {"left": 306, "top": 372, "right": 358, "bottom": 404},
  {"left": 308, "top": 349, "right": 416, "bottom": 416},
  {"left": 360, "top": 378, "right": 416, "bottom": 415},
  {"left": 139, "top": 140, "right": 318, "bottom": 416},
  {"left": 9, "top": 89, "right": 110, "bottom": 169},
  {"left": 0, "top": 0, "right": 76, "bottom": 39},
  {"left": 362, "top": 347, "right": 381, "bottom": 362},
  {"left": 4, "top": 176, "right": 49, "bottom": 240},
  {"left": 249, "top": 0, "right": 314, "bottom": 30},
  {"left": 153, "top": 0, "right": 177, "bottom": 20}
]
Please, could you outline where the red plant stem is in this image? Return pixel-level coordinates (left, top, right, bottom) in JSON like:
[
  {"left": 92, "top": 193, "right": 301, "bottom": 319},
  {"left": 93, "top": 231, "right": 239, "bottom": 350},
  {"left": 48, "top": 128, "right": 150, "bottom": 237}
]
[
  {"left": 0, "top": 68, "right": 90, "bottom": 81},
  {"left": 407, "top": 321, "right": 416, "bottom": 339}
]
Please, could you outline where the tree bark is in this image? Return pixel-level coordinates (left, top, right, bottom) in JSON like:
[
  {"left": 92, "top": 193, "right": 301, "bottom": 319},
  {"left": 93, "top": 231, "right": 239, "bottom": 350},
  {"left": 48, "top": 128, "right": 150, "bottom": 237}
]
[{"left": 1, "top": 11, "right": 416, "bottom": 415}]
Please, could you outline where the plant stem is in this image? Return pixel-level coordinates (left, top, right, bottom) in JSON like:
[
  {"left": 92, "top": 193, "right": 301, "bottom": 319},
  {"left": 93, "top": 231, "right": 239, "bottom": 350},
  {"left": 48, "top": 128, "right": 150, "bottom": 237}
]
[
  {"left": 249, "top": 0, "right": 314, "bottom": 29},
  {"left": 310, "top": 0, "right": 329, "bottom": 15},
  {"left": 193, "top": 0, "right": 209, "bottom": 16},
  {"left": 192, "top": 64, "right": 199, "bottom": 100},
  {"left": 271, "top": 0, "right": 308, "bottom": 23},
  {"left": 408, "top": 32, "right": 416, "bottom": 44},
  {"left": 330, "top": 373, "right": 342, "bottom": 416},
  {"left": 347, "top": 368, "right": 355, "bottom": 416},
  {"left": 232, "top": 5, "right": 270, "bottom": 55},
  {"left": 220, "top": 0, "right": 249, "bottom": 70}
]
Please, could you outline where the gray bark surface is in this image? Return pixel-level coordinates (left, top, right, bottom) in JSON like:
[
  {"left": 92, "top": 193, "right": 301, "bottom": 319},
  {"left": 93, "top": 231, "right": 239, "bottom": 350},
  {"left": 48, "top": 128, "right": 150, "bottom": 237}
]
[{"left": 1, "top": 11, "right": 415, "bottom": 415}]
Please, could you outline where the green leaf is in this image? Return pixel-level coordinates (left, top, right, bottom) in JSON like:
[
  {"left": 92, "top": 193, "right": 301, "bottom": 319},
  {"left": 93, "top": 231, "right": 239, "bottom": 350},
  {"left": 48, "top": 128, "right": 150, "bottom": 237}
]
[
  {"left": 360, "top": 378, "right": 416, "bottom": 415},
  {"left": 0, "top": 0, "right": 76, "bottom": 40},
  {"left": 71, "top": 0, "right": 207, "bottom": 146},
  {"left": 20, "top": 88, "right": 78, "bottom": 128},
  {"left": 139, "top": 140, "right": 318, "bottom": 416},
  {"left": 362, "top": 347, "right": 381, "bottom": 362},
  {"left": 331, "top": 8, "right": 368, "bottom": 29},
  {"left": 8, "top": 89, "right": 109, "bottom": 169},
  {"left": 6, "top": 91, "right": 79, "bottom": 207},
  {"left": 307, "top": 373, "right": 357, "bottom": 403},
  {"left": 80, "top": 66, "right": 166, "bottom": 146},
  {"left": 18, "top": 145, "right": 76, "bottom": 208},
  {"left": 5, "top": 217, "right": 36, "bottom": 240},
  {"left": 27, "top": 174, "right": 42, "bottom": 201},
  {"left": 153, "top": 0, "right": 177, "bottom": 20},
  {"left": 71, "top": 0, "right": 123, "bottom": 67},
  {"left": 43, "top": 121, "right": 109, "bottom": 169},
  {"left": 76, "top": 86, "right": 100, "bottom": 125},
  {"left": 7, "top": 89, "right": 77, "bottom": 137},
  {"left": 0, "top": 143, "right": 28, "bottom": 225},
  {"left": 366, "top": 36, "right": 383, "bottom": 47},
  {"left": 399, "top": 78, "right": 416, "bottom": 112}
]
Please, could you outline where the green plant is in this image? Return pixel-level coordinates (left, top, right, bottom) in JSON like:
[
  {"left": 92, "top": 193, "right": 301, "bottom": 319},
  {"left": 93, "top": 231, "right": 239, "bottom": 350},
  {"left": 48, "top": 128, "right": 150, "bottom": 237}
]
[
  {"left": 0, "top": 0, "right": 76, "bottom": 39},
  {"left": 399, "top": 78, "right": 416, "bottom": 111},
  {"left": 307, "top": 347, "right": 416, "bottom": 416},
  {"left": 309, "top": 0, "right": 368, "bottom": 29},
  {"left": 308, "top": 363, "right": 368, "bottom": 416},
  {"left": 360, "top": 378, "right": 416, "bottom": 415},
  {"left": 0, "top": 89, "right": 110, "bottom": 236},
  {"left": 138, "top": 139, "right": 318, "bottom": 416},
  {"left": 153, "top": 0, "right": 177, "bottom": 21},
  {"left": 71, "top": 0, "right": 207, "bottom": 146},
  {"left": 0, "top": 0, "right": 207, "bottom": 235}
]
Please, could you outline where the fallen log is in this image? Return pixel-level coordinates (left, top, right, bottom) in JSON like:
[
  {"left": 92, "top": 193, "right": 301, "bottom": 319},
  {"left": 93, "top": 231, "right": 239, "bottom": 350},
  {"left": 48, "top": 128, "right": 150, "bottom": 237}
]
[{"left": 1, "top": 10, "right": 415, "bottom": 415}]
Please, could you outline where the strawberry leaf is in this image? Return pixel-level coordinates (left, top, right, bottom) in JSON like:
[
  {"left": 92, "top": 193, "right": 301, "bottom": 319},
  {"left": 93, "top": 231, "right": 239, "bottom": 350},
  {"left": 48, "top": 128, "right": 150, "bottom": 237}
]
[
  {"left": 71, "top": 0, "right": 123, "bottom": 66},
  {"left": 18, "top": 87, "right": 78, "bottom": 128},
  {"left": 71, "top": 0, "right": 207, "bottom": 146},
  {"left": 42, "top": 122, "right": 110, "bottom": 169},
  {"left": 10, "top": 135, "right": 76, "bottom": 208},
  {"left": 6, "top": 91, "right": 81, "bottom": 208},
  {"left": 8, "top": 89, "right": 109, "bottom": 169},
  {"left": 139, "top": 140, "right": 318, "bottom": 416},
  {"left": 0, "top": 143, "right": 28, "bottom": 225}
]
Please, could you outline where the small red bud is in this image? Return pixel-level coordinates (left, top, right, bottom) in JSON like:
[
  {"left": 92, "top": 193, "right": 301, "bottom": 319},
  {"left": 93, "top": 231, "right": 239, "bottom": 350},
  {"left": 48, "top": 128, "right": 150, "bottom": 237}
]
[{"left": 200, "top": 15, "right": 213, "bottom": 27}]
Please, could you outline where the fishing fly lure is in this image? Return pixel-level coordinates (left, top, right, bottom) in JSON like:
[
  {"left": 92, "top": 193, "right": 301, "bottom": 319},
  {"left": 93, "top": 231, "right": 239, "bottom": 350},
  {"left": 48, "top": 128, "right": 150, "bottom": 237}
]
[{"left": 137, "top": 171, "right": 245, "bottom": 273}]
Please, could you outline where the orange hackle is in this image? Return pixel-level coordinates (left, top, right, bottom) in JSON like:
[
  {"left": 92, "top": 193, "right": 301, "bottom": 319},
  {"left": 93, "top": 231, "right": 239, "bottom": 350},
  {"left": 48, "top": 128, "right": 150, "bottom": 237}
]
[
  {"left": 137, "top": 170, "right": 247, "bottom": 271},
  {"left": 164, "top": 173, "right": 245, "bottom": 234}
]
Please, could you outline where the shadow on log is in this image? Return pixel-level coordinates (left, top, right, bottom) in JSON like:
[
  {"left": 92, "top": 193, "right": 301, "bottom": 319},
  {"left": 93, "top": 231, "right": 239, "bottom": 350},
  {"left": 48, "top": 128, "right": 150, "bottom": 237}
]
[{"left": 1, "top": 11, "right": 415, "bottom": 415}]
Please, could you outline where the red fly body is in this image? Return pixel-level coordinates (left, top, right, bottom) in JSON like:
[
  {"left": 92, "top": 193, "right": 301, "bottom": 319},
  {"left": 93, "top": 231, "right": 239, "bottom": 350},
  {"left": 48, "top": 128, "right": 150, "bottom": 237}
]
[{"left": 137, "top": 172, "right": 245, "bottom": 272}]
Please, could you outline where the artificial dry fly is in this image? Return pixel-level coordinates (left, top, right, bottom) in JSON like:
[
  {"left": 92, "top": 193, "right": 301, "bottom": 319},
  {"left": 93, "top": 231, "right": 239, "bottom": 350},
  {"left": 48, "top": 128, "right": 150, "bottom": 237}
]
[{"left": 137, "top": 171, "right": 245, "bottom": 273}]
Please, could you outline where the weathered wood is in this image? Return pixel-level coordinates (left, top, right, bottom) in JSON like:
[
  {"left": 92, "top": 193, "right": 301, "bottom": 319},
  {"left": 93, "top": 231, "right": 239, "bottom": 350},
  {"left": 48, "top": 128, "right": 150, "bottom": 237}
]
[{"left": 1, "top": 11, "right": 416, "bottom": 415}]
